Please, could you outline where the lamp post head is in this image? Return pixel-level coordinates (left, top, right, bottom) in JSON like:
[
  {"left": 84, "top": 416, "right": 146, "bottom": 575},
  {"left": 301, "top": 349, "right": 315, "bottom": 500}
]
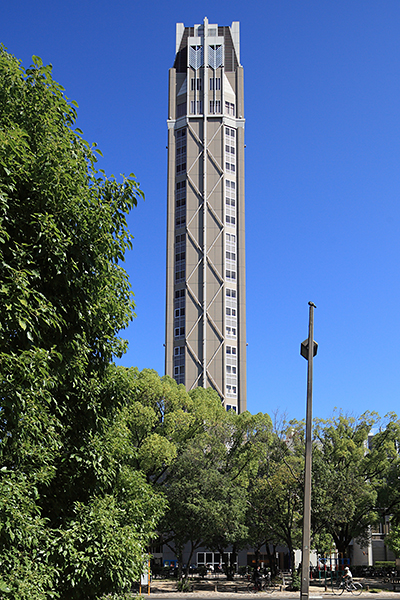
[{"left": 300, "top": 339, "right": 318, "bottom": 360}]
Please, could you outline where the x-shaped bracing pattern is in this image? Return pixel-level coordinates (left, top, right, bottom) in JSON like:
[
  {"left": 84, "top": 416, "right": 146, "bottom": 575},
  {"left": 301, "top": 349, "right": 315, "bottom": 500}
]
[{"left": 185, "top": 119, "right": 225, "bottom": 398}]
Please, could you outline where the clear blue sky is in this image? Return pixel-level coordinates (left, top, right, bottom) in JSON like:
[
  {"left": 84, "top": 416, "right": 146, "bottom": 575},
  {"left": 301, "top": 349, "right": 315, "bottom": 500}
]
[{"left": 3, "top": 0, "right": 400, "bottom": 421}]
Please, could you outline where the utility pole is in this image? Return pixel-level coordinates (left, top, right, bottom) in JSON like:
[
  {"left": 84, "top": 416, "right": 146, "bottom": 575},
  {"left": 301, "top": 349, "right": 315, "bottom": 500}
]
[{"left": 300, "top": 302, "right": 318, "bottom": 600}]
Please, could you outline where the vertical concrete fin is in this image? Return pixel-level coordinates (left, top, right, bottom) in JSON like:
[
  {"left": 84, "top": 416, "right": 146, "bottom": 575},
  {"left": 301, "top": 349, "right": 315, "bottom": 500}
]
[{"left": 176, "top": 23, "right": 185, "bottom": 56}]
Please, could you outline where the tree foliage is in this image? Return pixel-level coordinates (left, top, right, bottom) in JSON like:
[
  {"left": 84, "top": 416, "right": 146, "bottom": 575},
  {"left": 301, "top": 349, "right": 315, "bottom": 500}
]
[
  {"left": 312, "top": 412, "right": 391, "bottom": 557},
  {"left": 0, "top": 46, "right": 154, "bottom": 600},
  {"left": 160, "top": 408, "right": 273, "bottom": 580},
  {"left": 247, "top": 419, "right": 304, "bottom": 571},
  {"left": 385, "top": 524, "right": 400, "bottom": 558},
  {"left": 372, "top": 417, "right": 400, "bottom": 526},
  {"left": 247, "top": 412, "right": 400, "bottom": 568}
]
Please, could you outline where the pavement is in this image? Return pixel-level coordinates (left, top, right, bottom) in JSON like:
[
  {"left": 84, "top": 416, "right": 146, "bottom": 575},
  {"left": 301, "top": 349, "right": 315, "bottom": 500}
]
[{"left": 141, "top": 577, "right": 400, "bottom": 598}]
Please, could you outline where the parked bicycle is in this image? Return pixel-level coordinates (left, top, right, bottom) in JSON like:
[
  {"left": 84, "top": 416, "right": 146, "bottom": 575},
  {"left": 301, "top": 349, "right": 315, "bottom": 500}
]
[
  {"left": 332, "top": 579, "right": 363, "bottom": 595},
  {"left": 247, "top": 574, "right": 281, "bottom": 594}
]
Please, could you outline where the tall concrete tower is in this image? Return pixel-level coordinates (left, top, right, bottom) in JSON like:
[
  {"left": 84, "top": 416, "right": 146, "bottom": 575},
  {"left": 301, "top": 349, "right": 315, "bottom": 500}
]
[{"left": 165, "top": 18, "right": 246, "bottom": 413}]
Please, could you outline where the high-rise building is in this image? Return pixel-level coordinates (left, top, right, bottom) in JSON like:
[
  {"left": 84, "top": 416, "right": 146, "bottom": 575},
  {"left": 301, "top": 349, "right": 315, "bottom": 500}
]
[{"left": 165, "top": 18, "right": 246, "bottom": 413}]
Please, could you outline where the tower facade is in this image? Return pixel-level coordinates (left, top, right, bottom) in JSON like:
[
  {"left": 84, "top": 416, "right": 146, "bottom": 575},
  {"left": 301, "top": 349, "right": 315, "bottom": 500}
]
[{"left": 165, "top": 18, "right": 246, "bottom": 413}]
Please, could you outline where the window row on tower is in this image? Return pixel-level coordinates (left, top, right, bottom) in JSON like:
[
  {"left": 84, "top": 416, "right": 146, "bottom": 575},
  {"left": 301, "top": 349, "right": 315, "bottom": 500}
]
[
  {"left": 190, "top": 77, "right": 221, "bottom": 91},
  {"left": 175, "top": 233, "right": 185, "bottom": 283},
  {"left": 174, "top": 289, "right": 185, "bottom": 339},
  {"left": 173, "top": 345, "right": 185, "bottom": 385},
  {"left": 176, "top": 129, "right": 186, "bottom": 172},
  {"left": 177, "top": 99, "right": 236, "bottom": 117},
  {"left": 226, "top": 343, "right": 237, "bottom": 398},
  {"left": 224, "top": 126, "right": 237, "bottom": 401}
]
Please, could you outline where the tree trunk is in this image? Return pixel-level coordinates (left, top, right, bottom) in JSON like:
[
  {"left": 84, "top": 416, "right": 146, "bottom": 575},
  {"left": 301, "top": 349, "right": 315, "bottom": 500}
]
[
  {"left": 175, "top": 543, "right": 184, "bottom": 581},
  {"left": 227, "top": 544, "right": 237, "bottom": 580},
  {"left": 287, "top": 541, "right": 294, "bottom": 574},
  {"left": 184, "top": 540, "right": 201, "bottom": 580},
  {"left": 266, "top": 543, "right": 278, "bottom": 577}
]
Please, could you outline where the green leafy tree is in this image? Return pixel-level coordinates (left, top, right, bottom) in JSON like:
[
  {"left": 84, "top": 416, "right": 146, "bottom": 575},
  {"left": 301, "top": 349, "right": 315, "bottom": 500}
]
[
  {"left": 0, "top": 46, "right": 159, "bottom": 600},
  {"left": 201, "top": 411, "right": 273, "bottom": 579},
  {"left": 99, "top": 368, "right": 227, "bottom": 486},
  {"left": 312, "top": 412, "right": 383, "bottom": 559},
  {"left": 159, "top": 443, "right": 216, "bottom": 581},
  {"left": 51, "top": 470, "right": 165, "bottom": 600},
  {"left": 311, "top": 532, "right": 335, "bottom": 561},
  {"left": 385, "top": 524, "right": 400, "bottom": 558},
  {"left": 152, "top": 386, "right": 227, "bottom": 580},
  {"left": 247, "top": 420, "right": 304, "bottom": 572},
  {"left": 99, "top": 371, "right": 233, "bottom": 582},
  {"left": 159, "top": 408, "right": 273, "bottom": 581},
  {"left": 0, "top": 470, "right": 55, "bottom": 599},
  {"left": 372, "top": 417, "right": 400, "bottom": 526}
]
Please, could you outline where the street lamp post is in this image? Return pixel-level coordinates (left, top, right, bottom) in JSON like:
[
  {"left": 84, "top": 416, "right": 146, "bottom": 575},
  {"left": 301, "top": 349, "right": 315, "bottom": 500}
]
[{"left": 300, "top": 302, "right": 318, "bottom": 600}]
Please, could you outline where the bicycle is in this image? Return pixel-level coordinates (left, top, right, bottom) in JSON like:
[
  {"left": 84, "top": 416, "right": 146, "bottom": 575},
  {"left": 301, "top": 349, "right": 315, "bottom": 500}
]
[
  {"left": 332, "top": 579, "right": 363, "bottom": 596},
  {"left": 247, "top": 579, "right": 264, "bottom": 593},
  {"left": 263, "top": 576, "right": 281, "bottom": 594},
  {"left": 246, "top": 575, "right": 280, "bottom": 594}
]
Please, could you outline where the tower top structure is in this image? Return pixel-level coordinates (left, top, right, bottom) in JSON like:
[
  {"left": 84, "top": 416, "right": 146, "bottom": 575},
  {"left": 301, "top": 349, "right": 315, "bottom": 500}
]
[{"left": 175, "top": 19, "right": 241, "bottom": 64}]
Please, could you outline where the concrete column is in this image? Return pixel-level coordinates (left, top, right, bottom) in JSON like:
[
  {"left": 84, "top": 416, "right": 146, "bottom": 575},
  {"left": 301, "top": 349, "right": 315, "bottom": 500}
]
[{"left": 165, "top": 68, "right": 177, "bottom": 377}]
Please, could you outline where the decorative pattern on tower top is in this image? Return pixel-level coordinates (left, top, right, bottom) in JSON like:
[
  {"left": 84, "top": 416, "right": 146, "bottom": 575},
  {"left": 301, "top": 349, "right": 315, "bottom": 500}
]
[
  {"left": 189, "top": 46, "right": 204, "bottom": 70},
  {"left": 208, "top": 45, "right": 223, "bottom": 69}
]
